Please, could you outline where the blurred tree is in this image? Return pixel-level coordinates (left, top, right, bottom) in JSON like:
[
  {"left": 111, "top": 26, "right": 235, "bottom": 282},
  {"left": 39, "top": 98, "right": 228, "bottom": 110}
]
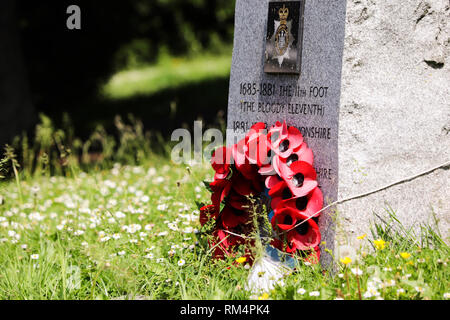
[
  {"left": 0, "top": 0, "right": 35, "bottom": 147},
  {"left": 0, "top": 0, "right": 236, "bottom": 144}
]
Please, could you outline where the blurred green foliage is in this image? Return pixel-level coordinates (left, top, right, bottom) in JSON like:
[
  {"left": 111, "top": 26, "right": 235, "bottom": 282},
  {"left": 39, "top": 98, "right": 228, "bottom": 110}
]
[
  {"left": 17, "top": 0, "right": 236, "bottom": 115},
  {"left": 113, "top": 0, "right": 236, "bottom": 70}
]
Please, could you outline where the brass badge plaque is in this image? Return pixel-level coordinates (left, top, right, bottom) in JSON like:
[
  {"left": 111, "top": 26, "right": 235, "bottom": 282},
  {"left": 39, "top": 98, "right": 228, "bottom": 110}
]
[{"left": 264, "top": 1, "right": 304, "bottom": 74}]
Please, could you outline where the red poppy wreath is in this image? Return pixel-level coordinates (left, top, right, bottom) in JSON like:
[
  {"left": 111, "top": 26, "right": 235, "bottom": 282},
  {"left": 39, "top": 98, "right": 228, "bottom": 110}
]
[{"left": 200, "top": 121, "right": 323, "bottom": 265}]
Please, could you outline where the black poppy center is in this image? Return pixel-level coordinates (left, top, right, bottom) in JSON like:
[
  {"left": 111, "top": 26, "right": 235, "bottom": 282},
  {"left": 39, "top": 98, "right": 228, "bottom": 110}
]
[
  {"left": 292, "top": 173, "right": 305, "bottom": 188},
  {"left": 286, "top": 154, "right": 298, "bottom": 167},
  {"left": 282, "top": 187, "right": 292, "bottom": 200},
  {"left": 279, "top": 140, "right": 290, "bottom": 153},
  {"left": 295, "top": 196, "right": 308, "bottom": 211},
  {"left": 295, "top": 221, "right": 309, "bottom": 235},
  {"left": 283, "top": 215, "right": 293, "bottom": 225}
]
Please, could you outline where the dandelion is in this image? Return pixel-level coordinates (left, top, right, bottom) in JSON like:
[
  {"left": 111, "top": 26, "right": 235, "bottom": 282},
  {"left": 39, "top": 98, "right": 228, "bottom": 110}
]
[
  {"left": 30, "top": 254, "right": 39, "bottom": 260},
  {"left": 177, "top": 259, "right": 185, "bottom": 266},
  {"left": 235, "top": 257, "right": 247, "bottom": 264},
  {"left": 400, "top": 252, "right": 411, "bottom": 259},
  {"left": 297, "top": 288, "right": 306, "bottom": 295},
  {"left": 340, "top": 256, "right": 352, "bottom": 265},
  {"left": 258, "top": 293, "right": 269, "bottom": 300},
  {"left": 337, "top": 245, "right": 357, "bottom": 264},
  {"left": 373, "top": 239, "right": 386, "bottom": 250},
  {"left": 357, "top": 234, "right": 367, "bottom": 240}
]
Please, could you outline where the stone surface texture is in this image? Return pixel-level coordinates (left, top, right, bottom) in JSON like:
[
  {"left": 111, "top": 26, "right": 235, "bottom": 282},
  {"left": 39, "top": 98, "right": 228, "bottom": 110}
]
[{"left": 338, "top": 0, "right": 450, "bottom": 245}]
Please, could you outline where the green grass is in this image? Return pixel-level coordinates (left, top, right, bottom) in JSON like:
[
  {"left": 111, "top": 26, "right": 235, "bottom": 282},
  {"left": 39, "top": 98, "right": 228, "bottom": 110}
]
[
  {"left": 0, "top": 154, "right": 448, "bottom": 300},
  {"left": 102, "top": 52, "right": 232, "bottom": 100}
]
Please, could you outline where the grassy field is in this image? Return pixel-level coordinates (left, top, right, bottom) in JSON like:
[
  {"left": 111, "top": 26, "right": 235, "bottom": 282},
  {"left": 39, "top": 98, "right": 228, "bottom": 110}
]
[
  {"left": 102, "top": 53, "right": 232, "bottom": 100},
  {"left": 0, "top": 152, "right": 448, "bottom": 300}
]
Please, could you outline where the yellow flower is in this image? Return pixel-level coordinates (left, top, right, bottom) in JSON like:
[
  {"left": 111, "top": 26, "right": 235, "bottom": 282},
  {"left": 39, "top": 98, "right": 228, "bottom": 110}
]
[
  {"left": 400, "top": 252, "right": 411, "bottom": 259},
  {"left": 373, "top": 239, "right": 386, "bottom": 250},
  {"left": 357, "top": 234, "right": 367, "bottom": 240},
  {"left": 258, "top": 293, "right": 269, "bottom": 300},
  {"left": 340, "top": 256, "right": 352, "bottom": 265},
  {"left": 235, "top": 257, "right": 247, "bottom": 264}
]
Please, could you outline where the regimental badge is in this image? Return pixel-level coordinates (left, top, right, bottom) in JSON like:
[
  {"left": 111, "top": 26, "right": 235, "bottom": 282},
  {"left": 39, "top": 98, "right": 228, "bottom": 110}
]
[
  {"left": 264, "top": 1, "right": 305, "bottom": 74},
  {"left": 275, "top": 5, "right": 290, "bottom": 57}
]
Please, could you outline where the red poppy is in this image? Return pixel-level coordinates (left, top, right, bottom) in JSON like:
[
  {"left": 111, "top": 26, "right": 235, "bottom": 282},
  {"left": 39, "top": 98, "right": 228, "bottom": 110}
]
[
  {"left": 273, "top": 142, "right": 314, "bottom": 179},
  {"left": 264, "top": 174, "right": 282, "bottom": 189},
  {"left": 230, "top": 170, "right": 262, "bottom": 197},
  {"left": 210, "top": 178, "right": 231, "bottom": 212},
  {"left": 220, "top": 205, "right": 248, "bottom": 229},
  {"left": 275, "top": 187, "right": 323, "bottom": 218},
  {"left": 271, "top": 207, "right": 300, "bottom": 231},
  {"left": 203, "top": 121, "right": 323, "bottom": 263},
  {"left": 267, "top": 121, "right": 288, "bottom": 147},
  {"left": 232, "top": 139, "right": 259, "bottom": 180},
  {"left": 268, "top": 121, "right": 303, "bottom": 159},
  {"left": 245, "top": 122, "right": 267, "bottom": 142},
  {"left": 284, "top": 161, "right": 318, "bottom": 197},
  {"left": 227, "top": 190, "right": 251, "bottom": 211},
  {"left": 245, "top": 123, "right": 271, "bottom": 167},
  {"left": 285, "top": 213, "right": 321, "bottom": 251},
  {"left": 211, "top": 146, "right": 232, "bottom": 180},
  {"left": 268, "top": 180, "right": 294, "bottom": 209}
]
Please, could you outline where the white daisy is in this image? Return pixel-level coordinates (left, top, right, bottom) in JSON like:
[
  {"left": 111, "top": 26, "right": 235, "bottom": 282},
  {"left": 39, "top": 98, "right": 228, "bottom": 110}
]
[{"left": 177, "top": 259, "right": 185, "bottom": 266}]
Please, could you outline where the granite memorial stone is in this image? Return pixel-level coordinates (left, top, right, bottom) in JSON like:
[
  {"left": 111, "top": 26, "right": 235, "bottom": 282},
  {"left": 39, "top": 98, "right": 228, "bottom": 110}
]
[{"left": 226, "top": 0, "right": 348, "bottom": 266}]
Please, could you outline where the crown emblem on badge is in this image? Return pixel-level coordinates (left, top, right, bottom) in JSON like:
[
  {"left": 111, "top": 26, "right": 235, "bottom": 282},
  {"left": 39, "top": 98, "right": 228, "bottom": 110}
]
[
  {"left": 278, "top": 5, "right": 289, "bottom": 24},
  {"left": 275, "top": 4, "right": 290, "bottom": 57}
]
